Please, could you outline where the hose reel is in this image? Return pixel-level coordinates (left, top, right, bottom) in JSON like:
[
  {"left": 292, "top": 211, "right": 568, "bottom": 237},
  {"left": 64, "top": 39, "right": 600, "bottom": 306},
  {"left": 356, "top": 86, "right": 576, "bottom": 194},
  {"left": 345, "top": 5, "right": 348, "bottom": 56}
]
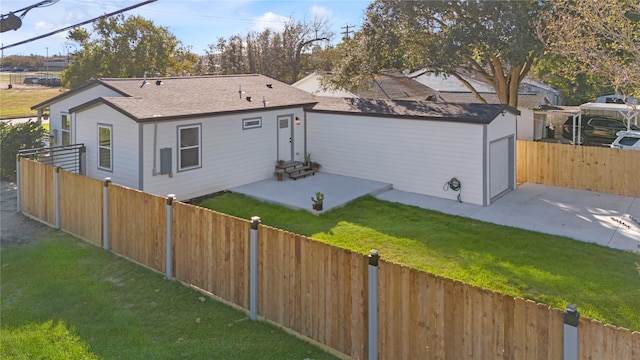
[{"left": 443, "top": 177, "right": 462, "bottom": 202}]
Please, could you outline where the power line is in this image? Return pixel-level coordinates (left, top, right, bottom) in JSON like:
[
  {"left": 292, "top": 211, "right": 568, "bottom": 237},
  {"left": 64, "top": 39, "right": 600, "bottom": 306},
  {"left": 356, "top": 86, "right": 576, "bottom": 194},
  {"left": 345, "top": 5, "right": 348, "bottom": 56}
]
[
  {"left": 341, "top": 24, "right": 356, "bottom": 40},
  {"left": 1, "top": 0, "right": 158, "bottom": 50}
]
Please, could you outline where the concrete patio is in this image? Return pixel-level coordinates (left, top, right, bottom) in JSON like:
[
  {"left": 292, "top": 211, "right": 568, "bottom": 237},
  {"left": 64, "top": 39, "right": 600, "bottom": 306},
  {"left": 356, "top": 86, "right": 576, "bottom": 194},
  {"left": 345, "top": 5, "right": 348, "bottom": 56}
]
[{"left": 231, "top": 173, "right": 640, "bottom": 252}]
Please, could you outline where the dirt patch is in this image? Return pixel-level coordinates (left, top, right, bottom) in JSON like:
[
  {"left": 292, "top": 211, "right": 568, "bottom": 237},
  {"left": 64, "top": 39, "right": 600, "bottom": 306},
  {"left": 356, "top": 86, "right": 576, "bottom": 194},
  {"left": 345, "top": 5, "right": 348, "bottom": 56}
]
[{"left": 0, "top": 181, "right": 56, "bottom": 247}]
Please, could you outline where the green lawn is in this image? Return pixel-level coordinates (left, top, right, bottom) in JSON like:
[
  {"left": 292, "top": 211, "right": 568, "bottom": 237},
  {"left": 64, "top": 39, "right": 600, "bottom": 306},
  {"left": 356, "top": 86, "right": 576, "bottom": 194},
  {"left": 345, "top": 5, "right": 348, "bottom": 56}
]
[
  {"left": 0, "top": 233, "right": 338, "bottom": 360},
  {"left": 0, "top": 87, "right": 64, "bottom": 119},
  {"left": 197, "top": 193, "right": 640, "bottom": 332}
]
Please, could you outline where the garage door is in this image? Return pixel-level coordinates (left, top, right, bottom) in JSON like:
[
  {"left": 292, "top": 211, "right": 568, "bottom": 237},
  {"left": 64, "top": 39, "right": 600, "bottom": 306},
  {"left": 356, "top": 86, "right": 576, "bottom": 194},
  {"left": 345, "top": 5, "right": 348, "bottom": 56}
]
[{"left": 489, "top": 137, "right": 510, "bottom": 200}]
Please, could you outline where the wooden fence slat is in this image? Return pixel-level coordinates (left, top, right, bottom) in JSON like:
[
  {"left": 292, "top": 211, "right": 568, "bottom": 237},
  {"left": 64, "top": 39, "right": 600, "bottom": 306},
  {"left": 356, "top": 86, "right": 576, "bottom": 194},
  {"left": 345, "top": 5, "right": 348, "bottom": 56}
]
[{"left": 516, "top": 140, "right": 640, "bottom": 197}]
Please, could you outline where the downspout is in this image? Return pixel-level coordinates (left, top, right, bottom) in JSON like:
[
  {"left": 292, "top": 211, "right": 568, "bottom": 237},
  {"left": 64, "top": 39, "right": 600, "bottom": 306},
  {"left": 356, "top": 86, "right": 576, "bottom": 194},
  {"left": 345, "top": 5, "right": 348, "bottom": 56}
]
[{"left": 152, "top": 122, "right": 159, "bottom": 176}]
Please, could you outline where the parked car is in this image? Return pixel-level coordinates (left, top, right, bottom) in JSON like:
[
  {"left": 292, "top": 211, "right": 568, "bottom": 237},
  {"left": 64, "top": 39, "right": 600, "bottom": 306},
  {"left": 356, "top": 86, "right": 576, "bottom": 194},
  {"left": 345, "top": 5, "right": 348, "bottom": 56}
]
[
  {"left": 562, "top": 116, "right": 640, "bottom": 145},
  {"left": 610, "top": 130, "right": 640, "bottom": 151}
]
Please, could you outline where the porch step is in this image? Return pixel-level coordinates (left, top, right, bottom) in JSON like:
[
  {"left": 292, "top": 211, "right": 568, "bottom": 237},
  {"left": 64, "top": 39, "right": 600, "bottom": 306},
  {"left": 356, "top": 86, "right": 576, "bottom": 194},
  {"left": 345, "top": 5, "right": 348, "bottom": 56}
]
[
  {"left": 275, "top": 161, "right": 315, "bottom": 180},
  {"left": 289, "top": 169, "right": 315, "bottom": 180}
]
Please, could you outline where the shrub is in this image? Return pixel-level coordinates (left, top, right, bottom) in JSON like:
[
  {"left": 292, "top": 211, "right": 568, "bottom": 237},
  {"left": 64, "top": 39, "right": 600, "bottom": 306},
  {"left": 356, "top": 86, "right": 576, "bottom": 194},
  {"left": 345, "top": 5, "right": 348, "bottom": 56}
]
[
  {"left": 0, "top": 321, "right": 99, "bottom": 360},
  {"left": 0, "top": 120, "right": 46, "bottom": 180}
]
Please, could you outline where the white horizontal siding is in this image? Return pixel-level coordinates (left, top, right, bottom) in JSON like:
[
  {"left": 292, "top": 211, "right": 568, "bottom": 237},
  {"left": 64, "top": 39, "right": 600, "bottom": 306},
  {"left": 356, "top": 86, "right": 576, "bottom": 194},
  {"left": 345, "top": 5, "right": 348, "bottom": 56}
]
[
  {"left": 307, "top": 113, "right": 486, "bottom": 205},
  {"left": 49, "top": 85, "right": 123, "bottom": 147},
  {"left": 74, "top": 105, "right": 139, "bottom": 189},
  {"left": 143, "top": 108, "right": 306, "bottom": 200}
]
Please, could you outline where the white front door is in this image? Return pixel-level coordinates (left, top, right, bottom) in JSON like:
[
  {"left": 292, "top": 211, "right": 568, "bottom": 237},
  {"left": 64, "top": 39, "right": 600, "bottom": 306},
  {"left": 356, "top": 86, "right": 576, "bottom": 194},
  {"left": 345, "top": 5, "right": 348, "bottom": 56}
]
[{"left": 277, "top": 116, "right": 292, "bottom": 162}]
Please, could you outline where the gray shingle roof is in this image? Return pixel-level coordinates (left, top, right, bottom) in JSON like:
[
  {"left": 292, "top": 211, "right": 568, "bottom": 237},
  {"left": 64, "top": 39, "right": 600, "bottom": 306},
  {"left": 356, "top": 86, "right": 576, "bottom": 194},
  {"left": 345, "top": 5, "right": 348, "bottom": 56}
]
[
  {"left": 68, "top": 74, "right": 317, "bottom": 121},
  {"left": 309, "top": 97, "right": 519, "bottom": 124},
  {"left": 438, "top": 92, "right": 550, "bottom": 109}
]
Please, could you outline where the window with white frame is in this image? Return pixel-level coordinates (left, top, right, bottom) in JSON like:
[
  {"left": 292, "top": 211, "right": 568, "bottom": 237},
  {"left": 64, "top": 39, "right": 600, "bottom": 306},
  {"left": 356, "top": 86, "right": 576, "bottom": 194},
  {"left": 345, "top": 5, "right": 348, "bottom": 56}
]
[
  {"left": 98, "top": 124, "right": 112, "bottom": 171},
  {"left": 61, "top": 114, "right": 71, "bottom": 145},
  {"left": 178, "top": 124, "right": 201, "bottom": 171}
]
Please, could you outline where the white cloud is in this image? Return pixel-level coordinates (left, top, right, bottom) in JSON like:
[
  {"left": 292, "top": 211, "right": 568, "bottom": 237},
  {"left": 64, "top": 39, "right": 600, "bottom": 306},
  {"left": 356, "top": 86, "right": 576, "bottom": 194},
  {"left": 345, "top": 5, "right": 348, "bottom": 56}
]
[
  {"left": 310, "top": 5, "right": 332, "bottom": 19},
  {"left": 252, "top": 12, "right": 289, "bottom": 32}
]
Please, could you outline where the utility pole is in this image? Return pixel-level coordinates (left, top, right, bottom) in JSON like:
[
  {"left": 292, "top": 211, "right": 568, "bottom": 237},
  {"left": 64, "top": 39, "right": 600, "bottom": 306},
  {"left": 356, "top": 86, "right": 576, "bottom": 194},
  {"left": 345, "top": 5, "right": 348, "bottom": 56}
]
[{"left": 341, "top": 24, "right": 355, "bottom": 40}]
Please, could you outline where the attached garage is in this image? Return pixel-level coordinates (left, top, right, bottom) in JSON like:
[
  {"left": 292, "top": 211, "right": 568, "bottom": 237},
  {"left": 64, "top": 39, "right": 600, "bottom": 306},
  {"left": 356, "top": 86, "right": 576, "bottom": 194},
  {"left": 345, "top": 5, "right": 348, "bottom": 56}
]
[{"left": 306, "top": 98, "right": 518, "bottom": 206}]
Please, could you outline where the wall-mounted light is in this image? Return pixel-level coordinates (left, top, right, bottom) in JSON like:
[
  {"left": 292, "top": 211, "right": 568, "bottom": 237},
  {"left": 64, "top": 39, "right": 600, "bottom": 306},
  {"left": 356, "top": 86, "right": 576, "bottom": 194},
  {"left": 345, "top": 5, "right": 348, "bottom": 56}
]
[{"left": 295, "top": 116, "right": 301, "bottom": 125}]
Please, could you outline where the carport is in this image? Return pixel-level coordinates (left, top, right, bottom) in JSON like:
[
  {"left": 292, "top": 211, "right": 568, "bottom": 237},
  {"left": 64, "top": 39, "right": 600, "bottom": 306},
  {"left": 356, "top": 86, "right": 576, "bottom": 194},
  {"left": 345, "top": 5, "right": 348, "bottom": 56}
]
[{"left": 539, "top": 102, "right": 639, "bottom": 145}]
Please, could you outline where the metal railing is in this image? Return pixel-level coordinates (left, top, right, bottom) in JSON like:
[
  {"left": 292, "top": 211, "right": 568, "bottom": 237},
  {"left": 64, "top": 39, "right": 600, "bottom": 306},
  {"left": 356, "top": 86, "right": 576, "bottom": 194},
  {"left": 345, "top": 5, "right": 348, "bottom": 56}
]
[{"left": 18, "top": 143, "right": 86, "bottom": 174}]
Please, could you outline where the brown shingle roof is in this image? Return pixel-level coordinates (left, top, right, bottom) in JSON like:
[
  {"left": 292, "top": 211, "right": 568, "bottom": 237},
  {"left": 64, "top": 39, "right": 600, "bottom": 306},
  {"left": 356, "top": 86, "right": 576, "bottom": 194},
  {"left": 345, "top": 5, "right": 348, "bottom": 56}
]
[
  {"left": 355, "top": 73, "right": 437, "bottom": 100},
  {"left": 69, "top": 74, "right": 317, "bottom": 121},
  {"left": 309, "top": 97, "right": 519, "bottom": 124}
]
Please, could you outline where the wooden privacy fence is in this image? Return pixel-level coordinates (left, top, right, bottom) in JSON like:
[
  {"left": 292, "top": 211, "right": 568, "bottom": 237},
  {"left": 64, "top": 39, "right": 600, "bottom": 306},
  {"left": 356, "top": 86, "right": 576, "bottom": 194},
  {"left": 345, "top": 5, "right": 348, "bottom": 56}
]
[
  {"left": 517, "top": 140, "right": 640, "bottom": 197},
  {"left": 17, "top": 158, "right": 640, "bottom": 359}
]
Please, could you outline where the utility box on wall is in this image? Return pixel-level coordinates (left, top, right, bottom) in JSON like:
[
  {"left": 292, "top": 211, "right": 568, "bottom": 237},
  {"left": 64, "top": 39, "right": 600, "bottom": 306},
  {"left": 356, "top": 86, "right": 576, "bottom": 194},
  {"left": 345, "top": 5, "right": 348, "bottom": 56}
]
[{"left": 160, "top": 147, "right": 172, "bottom": 175}]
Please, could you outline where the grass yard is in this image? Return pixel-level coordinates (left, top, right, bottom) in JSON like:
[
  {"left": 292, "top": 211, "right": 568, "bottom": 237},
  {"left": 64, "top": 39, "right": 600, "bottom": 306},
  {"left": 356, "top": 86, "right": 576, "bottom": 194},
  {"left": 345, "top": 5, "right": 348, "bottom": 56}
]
[
  {"left": 0, "top": 87, "right": 65, "bottom": 119},
  {"left": 0, "top": 233, "right": 338, "bottom": 360},
  {"left": 197, "top": 193, "right": 640, "bottom": 332}
]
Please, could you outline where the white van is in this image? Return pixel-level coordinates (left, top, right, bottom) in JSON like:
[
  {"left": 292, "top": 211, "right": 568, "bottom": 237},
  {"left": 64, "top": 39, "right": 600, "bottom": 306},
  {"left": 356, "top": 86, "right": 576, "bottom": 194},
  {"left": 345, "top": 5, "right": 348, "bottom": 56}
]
[{"left": 610, "top": 130, "right": 640, "bottom": 151}]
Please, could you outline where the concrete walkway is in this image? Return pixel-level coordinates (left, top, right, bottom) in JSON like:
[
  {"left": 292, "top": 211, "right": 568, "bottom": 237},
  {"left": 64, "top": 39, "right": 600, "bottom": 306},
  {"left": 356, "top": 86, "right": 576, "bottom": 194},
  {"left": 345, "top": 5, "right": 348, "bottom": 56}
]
[{"left": 231, "top": 174, "right": 640, "bottom": 251}]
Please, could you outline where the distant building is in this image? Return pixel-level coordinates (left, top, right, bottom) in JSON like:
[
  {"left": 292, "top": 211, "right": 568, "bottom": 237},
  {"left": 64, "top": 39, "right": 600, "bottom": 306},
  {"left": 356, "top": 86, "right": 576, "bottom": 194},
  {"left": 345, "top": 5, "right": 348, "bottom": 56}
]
[{"left": 44, "top": 57, "right": 72, "bottom": 71}]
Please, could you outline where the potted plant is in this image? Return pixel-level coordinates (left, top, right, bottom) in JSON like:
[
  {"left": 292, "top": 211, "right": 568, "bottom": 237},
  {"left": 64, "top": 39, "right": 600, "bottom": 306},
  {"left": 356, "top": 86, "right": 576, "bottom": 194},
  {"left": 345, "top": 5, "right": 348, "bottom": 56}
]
[
  {"left": 274, "top": 169, "right": 284, "bottom": 181},
  {"left": 311, "top": 191, "right": 324, "bottom": 211},
  {"left": 311, "top": 161, "right": 321, "bottom": 172},
  {"left": 276, "top": 159, "right": 284, "bottom": 167},
  {"left": 304, "top": 152, "right": 312, "bottom": 166}
]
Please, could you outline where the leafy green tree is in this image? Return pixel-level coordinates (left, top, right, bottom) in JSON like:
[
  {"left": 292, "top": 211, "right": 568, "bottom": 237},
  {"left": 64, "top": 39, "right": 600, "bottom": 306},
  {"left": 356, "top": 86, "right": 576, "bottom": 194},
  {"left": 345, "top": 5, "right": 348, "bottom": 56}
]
[
  {"left": 0, "top": 121, "right": 46, "bottom": 180},
  {"left": 324, "top": 0, "right": 545, "bottom": 108},
  {"left": 539, "top": 0, "right": 640, "bottom": 98},
  {"left": 62, "top": 15, "right": 197, "bottom": 88},
  {"left": 531, "top": 54, "right": 616, "bottom": 105}
]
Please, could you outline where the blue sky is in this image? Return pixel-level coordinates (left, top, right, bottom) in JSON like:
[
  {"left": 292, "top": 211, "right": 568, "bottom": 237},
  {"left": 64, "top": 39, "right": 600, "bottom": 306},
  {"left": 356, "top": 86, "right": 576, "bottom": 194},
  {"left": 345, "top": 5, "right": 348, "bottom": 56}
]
[{"left": 1, "top": 0, "right": 371, "bottom": 57}]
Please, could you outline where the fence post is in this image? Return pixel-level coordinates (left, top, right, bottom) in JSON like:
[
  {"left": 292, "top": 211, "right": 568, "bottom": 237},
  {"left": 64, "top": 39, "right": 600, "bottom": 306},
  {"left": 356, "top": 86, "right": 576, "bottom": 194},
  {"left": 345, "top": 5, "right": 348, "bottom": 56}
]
[
  {"left": 102, "top": 178, "right": 111, "bottom": 250},
  {"left": 166, "top": 194, "right": 175, "bottom": 280},
  {"left": 563, "top": 304, "right": 579, "bottom": 360},
  {"left": 249, "top": 216, "right": 261, "bottom": 321},
  {"left": 54, "top": 166, "right": 61, "bottom": 229},
  {"left": 368, "top": 249, "right": 380, "bottom": 360},
  {"left": 15, "top": 155, "right": 20, "bottom": 213}
]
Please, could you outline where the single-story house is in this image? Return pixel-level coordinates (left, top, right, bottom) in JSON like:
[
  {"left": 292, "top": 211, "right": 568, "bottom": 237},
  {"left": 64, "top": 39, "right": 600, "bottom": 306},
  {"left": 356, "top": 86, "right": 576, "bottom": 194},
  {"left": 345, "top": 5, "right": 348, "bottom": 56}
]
[{"left": 31, "top": 74, "right": 518, "bottom": 205}]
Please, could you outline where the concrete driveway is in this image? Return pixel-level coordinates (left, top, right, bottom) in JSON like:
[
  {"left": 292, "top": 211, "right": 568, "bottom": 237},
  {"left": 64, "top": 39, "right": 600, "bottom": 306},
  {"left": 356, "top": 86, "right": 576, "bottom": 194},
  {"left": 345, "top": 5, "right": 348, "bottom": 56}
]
[
  {"left": 232, "top": 173, "right": 639, "bottom": 252},
  {"left": 377, "top": 183, "right": 640, "bottom": 251}
]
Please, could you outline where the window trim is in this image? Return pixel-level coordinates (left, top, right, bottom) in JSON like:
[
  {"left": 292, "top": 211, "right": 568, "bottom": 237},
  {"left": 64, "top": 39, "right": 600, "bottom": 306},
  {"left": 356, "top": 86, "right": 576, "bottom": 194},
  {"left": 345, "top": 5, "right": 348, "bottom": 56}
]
[
  {"left": 242, "top": 117, "right": 262, "bottom": 130},
  {"left": 177, "top": 124, "right": 202, "bottom": 172},
  {"left": 61, "top": 113, "right": 71, "bottom": 146},
  {"left": 97, "top": 123, "right": 113, "bottom": 172}
]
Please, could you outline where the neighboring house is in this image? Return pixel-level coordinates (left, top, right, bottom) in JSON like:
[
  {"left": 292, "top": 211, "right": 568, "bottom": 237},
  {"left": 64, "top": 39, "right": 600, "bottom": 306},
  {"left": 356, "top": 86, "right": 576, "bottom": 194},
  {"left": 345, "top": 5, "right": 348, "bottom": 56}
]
[
  {"left": 519, "top": 78, "right": 562, "bottom": 105},
  {"left": 410, "top": 68, "right": 562, "bottom": 106},
  {"left": 293, "top": 71, "right": 436, "bottom": 100},
  {"left": 409, "top": 69, "right": 495, "bottom": 93},
  {"left": 437, "top": 92, "right": 553, "bottom": 140},
  {"left": 296, "top": 70, "right": 550, "bottom": 140},
  {"left": 32, "top": 74, "right": 518, "bottom": 206}
]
